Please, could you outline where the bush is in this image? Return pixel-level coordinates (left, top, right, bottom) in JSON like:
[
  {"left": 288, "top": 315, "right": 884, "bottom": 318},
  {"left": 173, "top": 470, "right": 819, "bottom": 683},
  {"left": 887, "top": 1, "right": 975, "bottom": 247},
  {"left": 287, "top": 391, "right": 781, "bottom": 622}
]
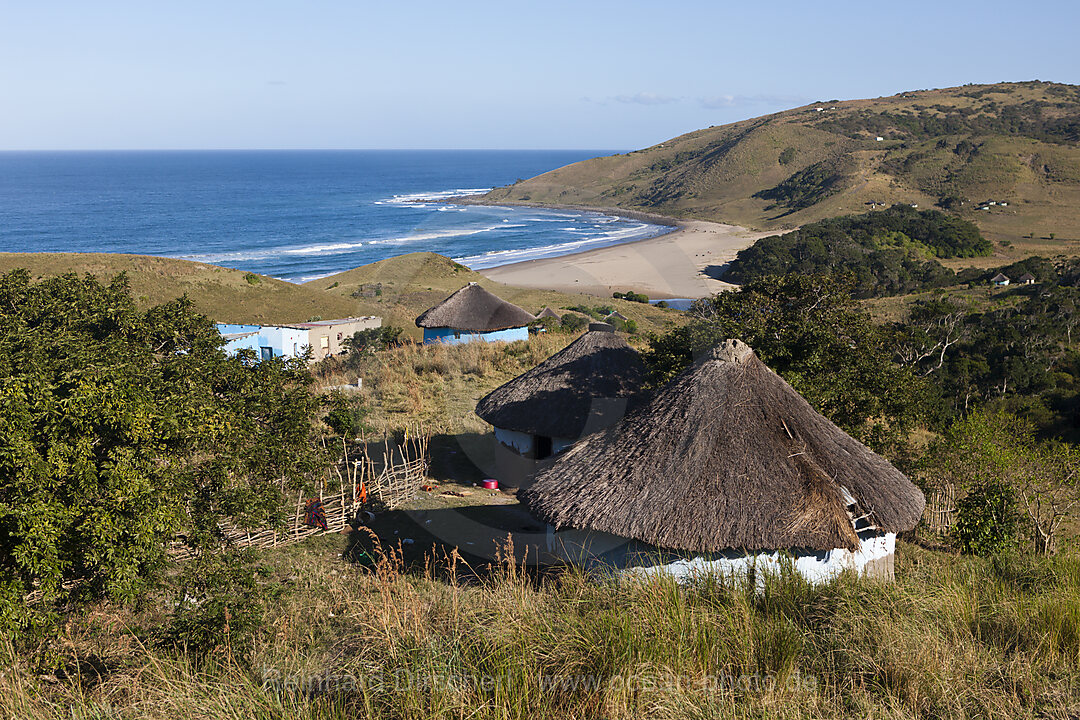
[
  {"left": 612, "top": 291, "right": 650, "bottom": 304},
  {"left": 322, "top": 390, "right": 369, "bottom": 438},
  {"left": 243, "top": 272, "right": 260, "bottom": 285},
  {"left": 953, "top": 478, "right": 1019, "bottom": 556},
  {"left": 344, "top": 326, "right": 403, "bottom": 354},
  {"left": 560, "top": 313, "right": 588, "bottom": 332}
]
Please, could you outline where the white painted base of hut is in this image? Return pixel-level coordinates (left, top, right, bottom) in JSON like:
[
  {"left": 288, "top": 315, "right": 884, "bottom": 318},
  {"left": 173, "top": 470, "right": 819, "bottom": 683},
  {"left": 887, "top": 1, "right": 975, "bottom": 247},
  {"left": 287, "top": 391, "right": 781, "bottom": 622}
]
[
  {"left": 493, "top": 427, "right": 575, "bottom": 457},
  {"left": 544, "top": 528, "right": 896, "bottom": 584}
]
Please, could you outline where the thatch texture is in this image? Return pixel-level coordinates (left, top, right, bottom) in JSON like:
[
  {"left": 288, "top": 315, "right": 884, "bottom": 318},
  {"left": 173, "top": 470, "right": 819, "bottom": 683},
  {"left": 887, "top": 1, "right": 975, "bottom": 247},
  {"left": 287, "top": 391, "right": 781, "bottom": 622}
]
[
  {"left": 536, "top": 307, "right": 561, "bottom": 320},
  {"left": 522, "top": 339, "right": 925, "bottom": 553},
  {"left": 475, "top": 324, "right": 646, "bottom": 440},
  {"left": 415, "top": 283, "right": 536, "bottom": 331}
]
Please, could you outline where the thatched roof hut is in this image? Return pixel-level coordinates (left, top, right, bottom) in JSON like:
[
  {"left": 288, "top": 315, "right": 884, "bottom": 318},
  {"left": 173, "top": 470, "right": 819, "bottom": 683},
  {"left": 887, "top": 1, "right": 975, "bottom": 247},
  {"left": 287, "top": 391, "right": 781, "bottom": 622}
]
[
  {"left": 522, "top": 339, "right": 924, "bottom": 555},
  {"left": 476, "top": 323, "right": 646, "bottom": 443},
  {"left": 535, "top": 307, "right": 561, "bottom": 320},
  {"left": 415, "top": 282, "right": 536, "bottom": 332}
]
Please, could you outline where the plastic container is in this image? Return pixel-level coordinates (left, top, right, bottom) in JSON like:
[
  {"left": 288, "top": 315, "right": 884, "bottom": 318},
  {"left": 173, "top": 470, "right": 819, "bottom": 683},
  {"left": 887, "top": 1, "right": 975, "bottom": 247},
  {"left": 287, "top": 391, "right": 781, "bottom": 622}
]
[{"left": 481, "top": 479, "right": 499, "bottom": 490}]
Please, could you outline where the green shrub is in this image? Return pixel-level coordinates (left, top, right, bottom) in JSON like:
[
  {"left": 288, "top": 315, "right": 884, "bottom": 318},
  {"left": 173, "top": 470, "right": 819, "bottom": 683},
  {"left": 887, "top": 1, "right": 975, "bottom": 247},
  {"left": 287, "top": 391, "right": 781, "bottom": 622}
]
[
  {"left": 243, "top": 272, "right": 260, "bottom": 285},
  {"left": 560, "top": 313, "right": 588, "bottom": 332},
  {"left": 953, "top": 478, "right": 1019, "bottom": 556}
]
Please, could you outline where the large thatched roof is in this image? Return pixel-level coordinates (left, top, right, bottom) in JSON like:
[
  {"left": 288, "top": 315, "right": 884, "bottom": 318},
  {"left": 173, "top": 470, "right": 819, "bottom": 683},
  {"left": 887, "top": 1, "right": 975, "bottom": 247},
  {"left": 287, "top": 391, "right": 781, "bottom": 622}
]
[
  {"left": 522, "top": 339, "right": 925, "bottom": 553},
  {"left": 415, "top": 283, "right": 536, "bottom": 331},
  {"left": 475, "top": 323, "right": 646, "bottom": 440}
]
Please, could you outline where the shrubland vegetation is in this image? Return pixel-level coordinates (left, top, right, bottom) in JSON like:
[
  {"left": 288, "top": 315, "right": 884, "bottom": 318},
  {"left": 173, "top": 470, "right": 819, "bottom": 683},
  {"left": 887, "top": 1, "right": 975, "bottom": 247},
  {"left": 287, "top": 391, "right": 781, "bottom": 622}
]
[{"left": 724, "top": 205, "right": 991, "bottom": 297}]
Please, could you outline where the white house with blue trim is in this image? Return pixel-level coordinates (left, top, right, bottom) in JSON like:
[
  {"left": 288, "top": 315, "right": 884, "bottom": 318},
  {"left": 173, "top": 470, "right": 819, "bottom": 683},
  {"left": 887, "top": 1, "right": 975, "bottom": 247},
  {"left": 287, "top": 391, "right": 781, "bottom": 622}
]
[
  {"left": 415, "top": 283, "right": 535, "bottom": 345},
  {"left": 216, "top": 323, "right": 310, "bottom": 361}
]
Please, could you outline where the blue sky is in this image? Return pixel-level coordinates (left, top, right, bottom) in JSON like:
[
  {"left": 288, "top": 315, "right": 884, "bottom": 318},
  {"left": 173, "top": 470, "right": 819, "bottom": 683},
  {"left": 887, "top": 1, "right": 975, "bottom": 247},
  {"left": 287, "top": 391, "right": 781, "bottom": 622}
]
[{"left": 2, "top": 0, "right": 1077, "bottom": 150}]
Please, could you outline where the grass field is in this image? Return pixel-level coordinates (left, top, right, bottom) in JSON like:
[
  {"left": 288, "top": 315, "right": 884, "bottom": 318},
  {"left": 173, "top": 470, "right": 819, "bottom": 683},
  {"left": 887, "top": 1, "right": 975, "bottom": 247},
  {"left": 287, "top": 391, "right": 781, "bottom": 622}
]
[{"left": 7, "top": 535, "right": 1078, "bottom": 719}]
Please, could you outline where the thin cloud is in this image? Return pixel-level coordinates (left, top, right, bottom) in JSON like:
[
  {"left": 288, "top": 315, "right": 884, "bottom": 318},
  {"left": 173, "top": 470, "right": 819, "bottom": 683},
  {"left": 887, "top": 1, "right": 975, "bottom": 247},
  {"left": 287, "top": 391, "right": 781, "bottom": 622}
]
[
  {"left": 698, "top": 93, "right": 806, "bottom": 109},
  {"left": 613, "top": 92, "right": 679, "bottom": 106}
]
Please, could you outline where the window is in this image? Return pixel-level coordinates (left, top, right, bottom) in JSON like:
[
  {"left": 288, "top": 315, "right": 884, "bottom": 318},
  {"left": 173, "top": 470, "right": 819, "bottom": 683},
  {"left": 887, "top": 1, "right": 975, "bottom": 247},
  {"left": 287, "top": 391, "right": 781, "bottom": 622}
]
[
  {"left": 454, "top": 331, "right": 461, "bottom": 339},
  {"left": 336, "top": 332, "right": 342, "bottom": 341},
  {"left": 260, "top": 347, "right": 272, "bottom": 361}
]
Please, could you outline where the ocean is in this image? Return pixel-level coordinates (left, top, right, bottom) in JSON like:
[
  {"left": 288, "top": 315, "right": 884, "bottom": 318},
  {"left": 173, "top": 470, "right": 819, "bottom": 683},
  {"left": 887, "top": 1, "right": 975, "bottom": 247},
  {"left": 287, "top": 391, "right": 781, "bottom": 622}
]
[{"left": 0, "top": 150, "right": 671, "bottom": 283}]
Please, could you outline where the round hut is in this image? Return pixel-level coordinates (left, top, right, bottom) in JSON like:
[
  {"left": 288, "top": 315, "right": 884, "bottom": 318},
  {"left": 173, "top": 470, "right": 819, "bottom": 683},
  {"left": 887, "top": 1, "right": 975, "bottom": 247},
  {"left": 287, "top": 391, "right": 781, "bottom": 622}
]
[
  {"left": 415, "top": 282, "right": 536, "bottom": 345},
  {"left": 521, "top": 339, "right": 925, "bottom": 583},
  {"left": 535, "top": 307, "right": 561, "bottom": 321},
  {"left": 475, "top": 323, "right": 646, "bottom": 485}
]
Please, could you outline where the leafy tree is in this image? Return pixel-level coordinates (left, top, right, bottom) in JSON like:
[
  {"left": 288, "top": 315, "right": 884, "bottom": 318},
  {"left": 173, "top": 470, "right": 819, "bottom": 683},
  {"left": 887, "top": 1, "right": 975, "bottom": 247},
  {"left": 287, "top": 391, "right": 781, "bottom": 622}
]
[
  {"left": 644, "top": 274, "right": 928, "bottom": 447},
  {"left": 0, "top": 270, "right": 329, "bottom": 633}
]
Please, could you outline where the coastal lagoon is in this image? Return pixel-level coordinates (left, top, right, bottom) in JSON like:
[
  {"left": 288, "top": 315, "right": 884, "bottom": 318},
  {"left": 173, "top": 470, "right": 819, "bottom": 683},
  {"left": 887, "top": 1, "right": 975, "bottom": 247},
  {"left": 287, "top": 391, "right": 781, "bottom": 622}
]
[{"left": 0, "top": 150, "right": 671, "bottom": 282}]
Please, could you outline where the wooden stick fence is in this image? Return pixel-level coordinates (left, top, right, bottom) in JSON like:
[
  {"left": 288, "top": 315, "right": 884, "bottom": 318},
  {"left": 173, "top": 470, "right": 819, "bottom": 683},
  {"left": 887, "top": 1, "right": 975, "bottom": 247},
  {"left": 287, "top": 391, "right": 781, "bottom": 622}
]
[
  {"left": 923, "top": 482, "right": 956, "bottom": 535},
  {"left": 168, "top": 428, "right": 429, "bottom": 559}
]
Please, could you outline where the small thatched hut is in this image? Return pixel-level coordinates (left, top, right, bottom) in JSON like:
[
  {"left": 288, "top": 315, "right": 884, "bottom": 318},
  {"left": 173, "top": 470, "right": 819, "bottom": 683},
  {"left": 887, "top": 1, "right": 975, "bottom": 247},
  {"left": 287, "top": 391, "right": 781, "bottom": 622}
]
[
  {"left": 476, "top": 323, "right": 646, "bottom": 487},
  {"left": 415, "top": 282, "right": 535, "bottom": 345},
  {"left": 522, "top": 339, "right": 925, "bottom": 583},
  {"left": 535, "top": 307, "right": 561, "bottom": 321}
]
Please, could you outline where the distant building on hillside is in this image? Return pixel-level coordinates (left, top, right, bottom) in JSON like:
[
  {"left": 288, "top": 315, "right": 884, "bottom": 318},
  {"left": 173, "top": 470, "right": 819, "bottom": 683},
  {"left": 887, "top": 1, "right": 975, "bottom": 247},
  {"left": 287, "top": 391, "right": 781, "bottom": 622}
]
[
  {"left": 415, "top": 282, "right": 534, "bottom": 345},
  {"left": 291, "top": 317, "right": 382, "bottom": 360},
  {"left": 216, "top": 316, "right": 381, "bottom": 361},
  {"left": 991, "top": 273, "right": 1011, "bottom": 287},
  {"left": 1018, "top": 273, "right": 1037, "bottom": 285}
]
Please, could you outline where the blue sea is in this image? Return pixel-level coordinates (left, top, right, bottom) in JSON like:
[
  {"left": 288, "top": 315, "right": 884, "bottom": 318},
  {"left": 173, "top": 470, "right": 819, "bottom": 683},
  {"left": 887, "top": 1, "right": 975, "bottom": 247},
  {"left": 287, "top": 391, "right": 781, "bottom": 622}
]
[{"left": 0, "top": 151, "right": 671, "bottom": 283}]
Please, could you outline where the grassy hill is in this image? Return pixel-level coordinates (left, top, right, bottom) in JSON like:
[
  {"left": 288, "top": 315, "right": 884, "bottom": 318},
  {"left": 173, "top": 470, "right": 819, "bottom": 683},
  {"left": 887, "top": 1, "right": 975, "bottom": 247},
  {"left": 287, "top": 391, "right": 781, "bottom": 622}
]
[
  {"left": 0, "top": 253, "right": 364, "bottom": 324},
  {"left": 483, "top": 81, "right": 1080, "bottom": 253},
  {"left": 305, "top": 252, "right": 681, "bottom": 340}
]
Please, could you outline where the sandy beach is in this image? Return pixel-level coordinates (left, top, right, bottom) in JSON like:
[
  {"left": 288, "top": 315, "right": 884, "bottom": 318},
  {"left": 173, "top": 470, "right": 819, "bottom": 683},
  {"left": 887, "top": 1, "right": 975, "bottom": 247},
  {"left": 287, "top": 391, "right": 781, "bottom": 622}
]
[{"left": 481, "top": 216, "right": 772, "bottom": 299}]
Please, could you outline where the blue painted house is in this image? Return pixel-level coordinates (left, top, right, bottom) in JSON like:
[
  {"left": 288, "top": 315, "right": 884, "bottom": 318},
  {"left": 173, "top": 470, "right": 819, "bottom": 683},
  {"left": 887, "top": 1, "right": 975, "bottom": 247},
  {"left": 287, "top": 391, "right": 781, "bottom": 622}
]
[
  {"left": 415, "top": 282, "right": 535, "bottom": 345},
  {"left": 216, "top": 323, "right": 311, "bottom": 360}
]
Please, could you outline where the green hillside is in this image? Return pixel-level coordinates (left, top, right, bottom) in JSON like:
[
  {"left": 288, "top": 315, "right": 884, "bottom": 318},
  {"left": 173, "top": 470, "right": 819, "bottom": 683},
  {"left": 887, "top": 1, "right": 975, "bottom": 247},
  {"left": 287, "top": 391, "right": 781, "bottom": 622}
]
[
  {"left": 0, "top": 253, "right": 363, "bottom": 324},
  {"left": 305, "top": 252, "right": 680, "bottom": 339},
  {"left": 483, "top": 81, "right": 1080, "bottom": 250}
]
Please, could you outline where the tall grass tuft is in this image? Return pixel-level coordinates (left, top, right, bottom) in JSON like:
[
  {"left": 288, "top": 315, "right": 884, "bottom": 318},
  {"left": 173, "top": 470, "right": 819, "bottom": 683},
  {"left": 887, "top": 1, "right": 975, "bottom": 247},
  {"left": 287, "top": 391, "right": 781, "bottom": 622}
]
[{"left": 8, "top": 539, "right": 1080, "bottom": 718}]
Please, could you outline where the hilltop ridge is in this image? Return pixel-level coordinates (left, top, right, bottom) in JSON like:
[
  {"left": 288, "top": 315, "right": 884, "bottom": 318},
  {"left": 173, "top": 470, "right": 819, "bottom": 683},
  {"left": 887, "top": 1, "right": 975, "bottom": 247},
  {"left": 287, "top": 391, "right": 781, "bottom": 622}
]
[{"left": 483, "top": 81, "right": 1080, "bottom": 249}]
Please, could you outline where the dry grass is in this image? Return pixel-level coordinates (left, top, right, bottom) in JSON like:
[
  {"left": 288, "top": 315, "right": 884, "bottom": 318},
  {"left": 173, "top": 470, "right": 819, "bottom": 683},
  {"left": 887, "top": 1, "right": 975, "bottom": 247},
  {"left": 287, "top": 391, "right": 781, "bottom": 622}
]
[
  {"left": 0, "top": 253, "right": 363, "bottom": 324},
  {"left": 6, "top": 538, "right": 1080, "bottom": 719},
  {"left": 315, "top": 334, "right": 574, "bottom": 435}
]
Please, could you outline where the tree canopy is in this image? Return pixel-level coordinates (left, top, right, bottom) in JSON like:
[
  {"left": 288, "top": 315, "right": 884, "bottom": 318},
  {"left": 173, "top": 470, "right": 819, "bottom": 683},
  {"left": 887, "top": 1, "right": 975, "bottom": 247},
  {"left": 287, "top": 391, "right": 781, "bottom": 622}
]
[
  {"left": 725, "top": 206, "right": 990, "bottom": 298},
  {"left": 0, "top": 270, "right": 328, "bottom": 630},
  {"left": 644, "top": 274, "right": 928, "bottom": 448}
]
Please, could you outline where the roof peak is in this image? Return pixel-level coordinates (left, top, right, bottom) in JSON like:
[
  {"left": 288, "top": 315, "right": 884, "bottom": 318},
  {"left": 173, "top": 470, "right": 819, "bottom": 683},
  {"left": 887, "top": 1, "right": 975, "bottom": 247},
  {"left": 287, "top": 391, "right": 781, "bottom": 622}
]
[{"left": 709, "top": 338, "right": 754, "bottom": 364}]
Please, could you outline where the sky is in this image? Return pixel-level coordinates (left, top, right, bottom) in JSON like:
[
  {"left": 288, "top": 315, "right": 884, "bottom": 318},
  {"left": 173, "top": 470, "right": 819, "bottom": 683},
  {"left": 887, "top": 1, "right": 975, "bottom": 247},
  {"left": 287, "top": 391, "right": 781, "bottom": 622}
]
[{"left": 1, "top": 0, "right": 1078, "bottom": 150}]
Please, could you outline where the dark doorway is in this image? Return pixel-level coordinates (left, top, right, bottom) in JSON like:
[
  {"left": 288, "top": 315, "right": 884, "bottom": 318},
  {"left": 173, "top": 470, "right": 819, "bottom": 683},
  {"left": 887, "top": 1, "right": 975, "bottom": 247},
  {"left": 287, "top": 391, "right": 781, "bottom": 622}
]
[{"left": 534, "top": 435, "right": 553, "bottom": 460}]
